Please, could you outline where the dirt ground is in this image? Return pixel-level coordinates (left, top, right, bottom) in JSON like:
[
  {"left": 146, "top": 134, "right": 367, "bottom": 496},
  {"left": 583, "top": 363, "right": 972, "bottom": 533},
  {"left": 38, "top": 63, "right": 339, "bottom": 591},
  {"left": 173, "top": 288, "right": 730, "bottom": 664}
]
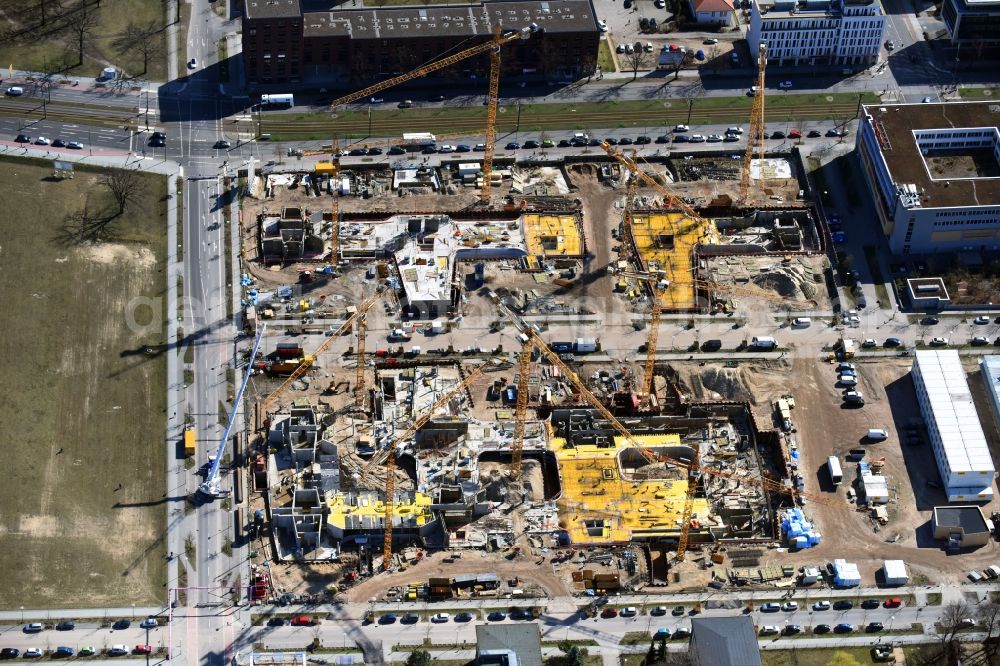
[
  {"left": 0, "top": 157, "right": 168, "bottom": 607},
  {"left": 749, "top": 357, "right": 1000, "bottom": 585},
  {"left": 344, "top": 549, "right": 573, "bottom": 603}
]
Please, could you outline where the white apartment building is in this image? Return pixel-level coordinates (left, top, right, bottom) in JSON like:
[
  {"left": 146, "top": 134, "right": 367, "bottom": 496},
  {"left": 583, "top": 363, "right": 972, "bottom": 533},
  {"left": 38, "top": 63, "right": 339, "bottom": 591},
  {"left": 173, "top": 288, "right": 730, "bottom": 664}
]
[
  {"left": 857, "top": 101, "right": 1000, "bottom": 254},
  {"left": 912, "top": 350, "right": 995, "bottom": 503},
  {"left": 747, "top": 0, "right": 885, "bottom": 67}
]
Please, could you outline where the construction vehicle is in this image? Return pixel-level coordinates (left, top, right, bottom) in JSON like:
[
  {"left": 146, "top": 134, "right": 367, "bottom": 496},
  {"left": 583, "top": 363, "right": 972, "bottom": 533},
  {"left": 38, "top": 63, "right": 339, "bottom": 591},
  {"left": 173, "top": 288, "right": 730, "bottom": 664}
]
[
  {"left": 259, "top": 288, "right": 384, "bottom": 418},
  {"left": 329, "top": 25, "right": 538, "bottom": 203},
  {"left": 739, "top": 43, "right": 768, "bottom": 206},
  {"left": 198, "top": 325, "right": 266, "bottom": 499},
  {"left": 353, "top": 361, "right": 495, "bottom": 570},
  {"left": 183, "top": 428, "right": 196, "bottom": 457}
]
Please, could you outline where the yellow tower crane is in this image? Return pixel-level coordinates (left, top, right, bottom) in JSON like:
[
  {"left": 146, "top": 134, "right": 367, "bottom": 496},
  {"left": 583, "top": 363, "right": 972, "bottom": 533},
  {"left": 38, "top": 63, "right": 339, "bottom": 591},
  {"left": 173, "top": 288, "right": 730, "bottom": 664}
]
[
  {"left": 259, "top": 288, "right": 385, "bottom": 418},
  {"left": 355, "top": 314, "right": 368, "bottom": 409},
  {"left": 354, "top": 362, "right": 494, "bottom": 569},
  {"left": 739, "top": 43, "right": 768, "bottom": 206},
  {"left": 509, "top": 339, "right": 532, "bottom": 478},
  {"left": 494, "top": 303, "right": 851, "bottom": 561},
  {"left": 328, "top": 25, "right": 537, "bottom": 204}
]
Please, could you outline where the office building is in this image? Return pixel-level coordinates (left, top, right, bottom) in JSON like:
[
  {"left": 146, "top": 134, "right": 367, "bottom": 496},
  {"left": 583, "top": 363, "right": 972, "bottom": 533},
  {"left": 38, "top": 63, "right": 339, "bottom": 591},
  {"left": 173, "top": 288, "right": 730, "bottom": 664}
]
[
  {"left": 747, "top": 0, "right": 885, "bottom": 67},
  {"left": 912, "top": 350, "right": 994, "bottom": 502},
  {"left": 857, "top": 101, "right": 1000, "bottom": 254},
  {"left": 242, "top": 0, "right": 600, "bottom": 86},
  {"left": 942, "top": 0, "right": 1000, "bottom": 45}
]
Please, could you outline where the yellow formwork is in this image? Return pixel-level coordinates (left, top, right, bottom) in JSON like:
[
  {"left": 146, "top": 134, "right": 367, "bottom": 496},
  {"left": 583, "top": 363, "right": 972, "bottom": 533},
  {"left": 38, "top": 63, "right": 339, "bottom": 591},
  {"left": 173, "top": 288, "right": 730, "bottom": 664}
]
[
  {"left": 326, "top": 491, "right": 433, "bottom": 530},
  {"left": 630, "top": 212, "right": 718, "bottom": 311},
  {"left": 523, "top": 213, "right": 583, "bottom": 257},
  {"left": 553, "top": 434, "right": 710, "bottom": 545}
]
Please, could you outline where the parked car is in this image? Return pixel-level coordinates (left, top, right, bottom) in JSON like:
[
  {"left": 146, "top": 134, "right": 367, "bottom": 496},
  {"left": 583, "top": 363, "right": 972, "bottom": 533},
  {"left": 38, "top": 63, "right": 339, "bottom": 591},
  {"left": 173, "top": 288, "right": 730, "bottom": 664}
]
[
  {"left": 707, "top": 134, "right": 723, "bottom": 142},
  {"left": 139, "top": 618, "right": 159, "bottom": 629},
  {"left": 673, "top": 125, "right": 690, "bottom": 133},
  {"left": 884, "top": 338, "right": 902, "bottom": 347},
  {"left": 866, "top": 622, "right": 884, "bottom": 633},
  {"left": 51, "top": 138, "right": 66, "bottom": 147},
  {"left": 834, "top": 623, "right": 855, "bottom": 633},
  {"left": 922, "top": 316, "right": 940, "bottom": 325},
  {"left": 213, "top": 140, "right": 231, "bottom": 149},
  {"left": 620, "top": 607, "right": 638, "bottom": 617},
  {"left": 672, "top": 628, "right": 691, "bottom": 639},
  {"left": 455, "top": 612, "right": 473, "bottom": 622},
  {"left": 883, "top": 597, "right": 903, "bottom": 608},
  {"left": 689, "top": 135, "right": 706, "bottom": 143},
  {"left": 833, "top": 600, "right": 854, "bottom": 610},
  {"left": 771, "top": 131, "right": 786, "bottom": 139},
  {"left": 781, "top": 602, "right": 799, "bottom": 612},
  {"left": 455, "top": 144, "right": 471, "bottom": 153},
  {"left": 783, "top": 624, "right": 803, "bottom": 635},
  {"left": 379, "top": 614, "right": 398, "bottom": 625},
  {"left": 778, "top": 80, "right": 793, "bottom": 89},
  {"left": 23, "top": 649, "right": 42, "bottom": 659},
  {"left": 1, "top": 649, "right": 20, "bottom": 659},
  {"left": 33, "top": 137, "right": 51, "bottom": 145},
  {"left": 650, "top": 606, "right": 667, "bottom": 616},
  {"left": 814, "top": 624, "right": 831, "bottom": 634},
  {"left": 523, "top": 140, "right": 540, "bottom": 149},
  {"left": 431, "top": 613, "right": 451, "bottom": 623},
  {"left": 55, "top": 647, "right": 74, "bottom": 657},
  {"left": 366, "top": 147, "right": 383, "bottom": 155},
  {"left": 67, "top": 141, "right": 83, "bottom": 149},
  {"left": 113, "top": 620, "right": 131, "bottom": 630},
  {"left": 619, "top": 137, "right": 633, "bottom": 145},
  {"left": 759, "top": 625, "right": 781, "bottom": 635},
  {"left": 558, "top": 139, "right": 572, "bottom": 148},
  {"left": 133, "top": 645, "right": 153, "bottom": 655},
  {"left": 487, "top": 611, "right": 507, "bottom": 621},
  {"left": 862, "top": 338, "right": 878, "bottom": 348},
  {"left": 972, "top": 336, "right": 989, "bottom": 346},
  {"left": 401, "top": 613, "right": 420, "bottom": 624},
  {"left": 541, "top": 139, "right": 555, "bottom": 148},
  {"left": 505, "top": 142, "right": 520, "bottom": 150},
  {"left": 974, "top": 315, "right": 990, "bottom": 324},
  {"left": 6, "top": 86, "right": 24, "bottom": 96},
  {"left": 388, "top": 146, "right": 406, "bottom": 155},
  {"left": 600, "top": 608, "right": 618, "bottom": 619},
  {"left": 808, "top": 129, "right": 822, "bottom": 137},
  {"left": 14, "top": 134, "right": 31, "bottom": 143},
  {"left": 290, "top": 616, "right": 313, "bottom": 626},
  {"left": 930, "top": 337, "right": 949, "bottom": 346},
  {"left": 79, "top": 648, "right": 96, "bottom": 657},
  {"left": 55, "top": 621, "right": 74, "bottom": 631},
  {"left": 861, "top": 599, "right": 881, "bottom": 609},
  {"left": 635, "top": 135, "right": 651, "bottom": 145},
  {"left": 788, "top": 129, "right": 801, "bottom": 138},
  {"left": 108, "top": 645, "right": 130, "bottom": 657},
  {"left": 813, "top": 601, "right": 831, "bottom": 611},
  {"left": 760, "top": 603, "right": 781, "bottom": 612},
  {"left": 673, "top": 135, "right": 690, "bottom": 143},
  {"left": 23, "top": 623, "right": 43, "bottom": 633},
  {"left": 672, "top": 606, "right": 686, "bottom": 616}
]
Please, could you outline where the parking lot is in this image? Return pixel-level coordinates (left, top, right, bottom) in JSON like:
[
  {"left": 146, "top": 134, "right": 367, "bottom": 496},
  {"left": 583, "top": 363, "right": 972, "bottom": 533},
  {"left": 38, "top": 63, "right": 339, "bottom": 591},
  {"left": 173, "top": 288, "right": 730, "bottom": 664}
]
[{"left": 590, "top": 0, "right": 743, "bottom": 72}]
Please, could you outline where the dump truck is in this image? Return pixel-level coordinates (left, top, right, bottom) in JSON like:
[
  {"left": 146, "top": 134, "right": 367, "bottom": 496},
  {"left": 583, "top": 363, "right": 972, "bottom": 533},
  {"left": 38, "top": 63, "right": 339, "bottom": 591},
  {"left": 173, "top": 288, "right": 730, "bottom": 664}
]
[{"left": 184, "top": 428, "right": 196, "bottom": 457}]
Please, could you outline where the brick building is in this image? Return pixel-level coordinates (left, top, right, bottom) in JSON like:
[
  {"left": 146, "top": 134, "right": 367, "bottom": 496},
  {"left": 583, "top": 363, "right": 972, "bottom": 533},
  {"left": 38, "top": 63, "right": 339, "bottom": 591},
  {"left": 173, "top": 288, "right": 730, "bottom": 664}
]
[{"left": 242, "top": 0, "right": 600, "bottom": 86}]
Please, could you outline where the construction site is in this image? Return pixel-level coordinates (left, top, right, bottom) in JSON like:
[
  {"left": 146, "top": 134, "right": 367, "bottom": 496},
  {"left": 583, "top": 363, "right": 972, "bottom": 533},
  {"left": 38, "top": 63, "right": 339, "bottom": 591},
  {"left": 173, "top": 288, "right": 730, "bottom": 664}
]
[{"left": 223, "top": 42, "right": 997, "bottom": 608}]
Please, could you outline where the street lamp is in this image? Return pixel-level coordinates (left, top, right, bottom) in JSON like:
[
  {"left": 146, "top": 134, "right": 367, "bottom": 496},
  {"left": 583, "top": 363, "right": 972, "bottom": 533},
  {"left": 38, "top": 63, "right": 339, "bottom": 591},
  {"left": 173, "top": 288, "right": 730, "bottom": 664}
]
[{"left": 132, "top": 603, "right": 136, "bottom": 620}]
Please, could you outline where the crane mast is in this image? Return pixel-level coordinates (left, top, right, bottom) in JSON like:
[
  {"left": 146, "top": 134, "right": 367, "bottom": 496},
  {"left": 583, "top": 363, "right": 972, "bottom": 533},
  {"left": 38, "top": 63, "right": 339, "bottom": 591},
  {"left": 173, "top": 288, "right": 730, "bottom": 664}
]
[
  {"left": 199, "top": 325, "right": 267, "bottom": 499},
  {"left": 739, "top": 43, "right": 768, "bottom": 206}
]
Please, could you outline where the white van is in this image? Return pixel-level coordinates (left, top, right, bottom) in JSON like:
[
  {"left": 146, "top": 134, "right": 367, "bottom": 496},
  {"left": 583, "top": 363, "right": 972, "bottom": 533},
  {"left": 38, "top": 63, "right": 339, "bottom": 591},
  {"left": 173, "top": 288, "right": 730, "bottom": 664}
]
[
  {"left": 726, "top": 126, "right": 744, "bottom": 135},
  {"left": 867, "top": 428, "right": 888, "bottom": 441},
  {"left": 792, "top": 317, "right": 812, "bottom": 327}
]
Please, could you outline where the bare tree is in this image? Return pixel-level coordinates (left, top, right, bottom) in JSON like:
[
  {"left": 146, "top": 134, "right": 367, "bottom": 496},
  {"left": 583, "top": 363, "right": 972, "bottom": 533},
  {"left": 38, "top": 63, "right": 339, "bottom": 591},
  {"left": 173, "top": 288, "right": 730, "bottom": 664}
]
[
  {"left": 67, "top": 2, "right": 99, "bottom": 66},
  {"left": 978, "top": 600, "right": 1000, "bottom": 658},
  {"left": 102, "top": 169, "right": 144, "bottom": 216},
  {"left": 624, "top": 46, "right": 651, "bottom": 81},
  {"left": 113, "top": 21, "right": 163, "bottom": 75},
  {"left": 937, "top": 600, "right": 971, "bottom": 664}
]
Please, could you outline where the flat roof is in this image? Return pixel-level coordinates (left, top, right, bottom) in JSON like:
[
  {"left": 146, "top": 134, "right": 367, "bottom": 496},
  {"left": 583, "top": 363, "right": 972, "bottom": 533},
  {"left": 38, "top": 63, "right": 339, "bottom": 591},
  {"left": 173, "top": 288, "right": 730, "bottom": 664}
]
[
  {"left": 914, "top": 350, "right": 994, "bottom": 476},
  {"left": 475, "top": 624, "right": 543, "bottom": 666},
  {"left": 245, "top": 0, "right": 302, "bottom": 20},
  {"left": 690, "top": 617, "right": 762, "bottom": 666},
  {"left": 934, "top": 505, "right": 989, "bottom": 534},
  {"left": 862, "top": 101, "right": 1000, "bottom": 209},
  {"left": 301, "top": 0, "right": 597, "bottom": 38}
]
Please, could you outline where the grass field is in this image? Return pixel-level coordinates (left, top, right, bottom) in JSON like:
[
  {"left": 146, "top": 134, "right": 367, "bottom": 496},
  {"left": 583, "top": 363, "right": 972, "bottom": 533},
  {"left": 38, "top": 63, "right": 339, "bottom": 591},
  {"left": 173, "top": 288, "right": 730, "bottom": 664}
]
[
  {"left": 762, "top": 646, "right": 881, "bottom": 665},
  {"left": 959, "top": 87, "right": 999, "bottom": 100},
  {"left": 0, "top": 156, "right": 167, "bottom": 608},
  {"left": 0, "top": 0, "right": 168, "bottom": 81},
  {"left": 597, "top": 39, "right": 617, "bottom": 73}
]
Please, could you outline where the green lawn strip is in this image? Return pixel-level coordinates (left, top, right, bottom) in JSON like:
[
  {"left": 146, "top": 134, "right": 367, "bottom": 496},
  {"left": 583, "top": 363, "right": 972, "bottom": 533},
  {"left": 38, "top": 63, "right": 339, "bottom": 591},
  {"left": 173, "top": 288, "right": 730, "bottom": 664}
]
[
  {"left": 263, "top": 92, "right": 878, "bottom": 140},
  {"left": 619, "top": 631, "right": 653, "bottom": 646},
  {"left": 597, "top": 39, "right": 617, "bottom": 73},
  {"left": 761, "top": 646, "right": 882, "bottom": 665},
  {"left": 176, "top": 2, "right": 192, "bottom": 78},
  {"left": 218, "top": 38, "right": 229, "bottom": 83},
  {"left": 959, "top": 87, "right": 1000, "bottom": 100}
]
